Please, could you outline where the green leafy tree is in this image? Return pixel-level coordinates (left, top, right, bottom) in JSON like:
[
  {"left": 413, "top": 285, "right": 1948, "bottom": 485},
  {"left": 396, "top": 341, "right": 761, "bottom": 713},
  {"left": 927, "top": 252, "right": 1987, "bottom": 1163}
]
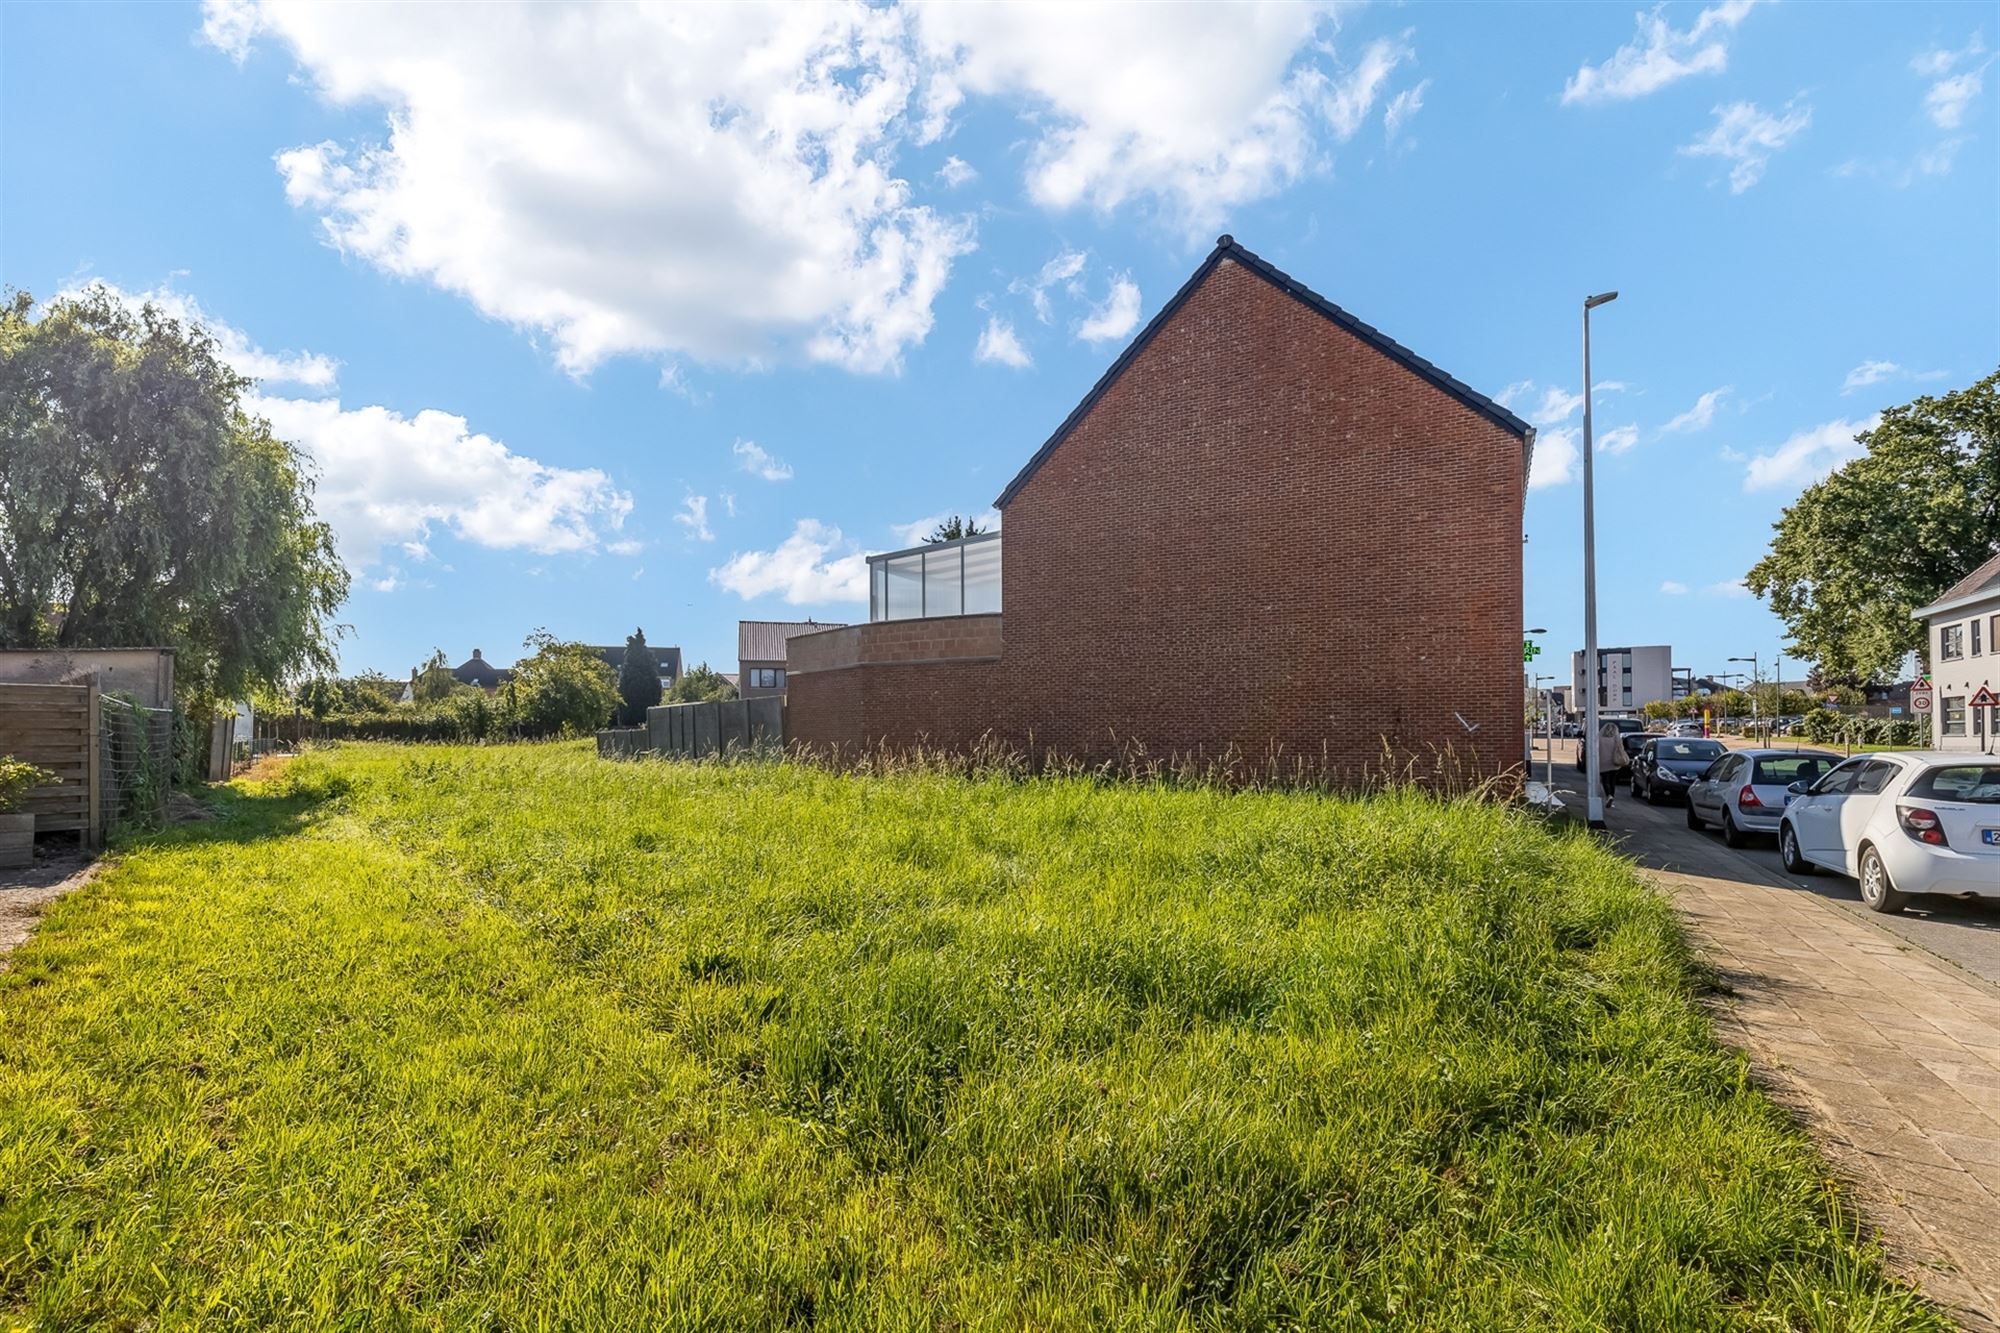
[
  {"left": 924, "top": 514, "right": 988, "bottom": 544},
  {"left": 1641, "top": 700, "right": 1675, "bottom": 722},
  {"left": 512, "top": 630, "right": 619, "bottom": 736},
  {"left": 0, "top": 287, "right": 350, "bottom": 702},
  {"left": 1747, "top": 370, "right": 2000, "bottom": 681},
  {"left": 669, "top": 662, "right": 738, "bottom": 703},
  {"left": 412, "top": 649, "right": 458, "bottom": 703},
  {"left": 616, "top": 628, "right": 662, "bottom": 725}
]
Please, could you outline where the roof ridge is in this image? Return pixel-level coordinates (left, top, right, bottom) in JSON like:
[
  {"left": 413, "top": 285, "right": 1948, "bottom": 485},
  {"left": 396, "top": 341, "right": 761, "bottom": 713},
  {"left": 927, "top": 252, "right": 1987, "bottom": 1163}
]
[{"left": 994, "top": 235, "right": 1531, "bottom": 509}]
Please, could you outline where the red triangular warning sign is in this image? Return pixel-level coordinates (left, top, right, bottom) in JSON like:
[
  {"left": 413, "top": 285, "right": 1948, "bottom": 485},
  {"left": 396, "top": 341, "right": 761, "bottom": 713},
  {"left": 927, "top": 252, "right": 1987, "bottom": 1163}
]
[{"left": 1971, "top": 684, "right": 2000, "bottom": 708}]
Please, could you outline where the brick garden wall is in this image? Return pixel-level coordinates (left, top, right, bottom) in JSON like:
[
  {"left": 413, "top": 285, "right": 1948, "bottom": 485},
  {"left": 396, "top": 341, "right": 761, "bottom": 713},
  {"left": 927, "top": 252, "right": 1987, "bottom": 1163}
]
[{"left": 789, "top": 255, "right": 1527, "bottom": 786}]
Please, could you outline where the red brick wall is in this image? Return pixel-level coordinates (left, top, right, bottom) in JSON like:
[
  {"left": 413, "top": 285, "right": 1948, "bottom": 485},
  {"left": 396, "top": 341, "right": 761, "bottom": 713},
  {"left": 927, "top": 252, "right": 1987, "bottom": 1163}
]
[
  {"left": 790, "top": 256, "right": 1527, "bottom": 785},
  {"left": 788, "top": 617, "right": 1005, "bottom": 755}
]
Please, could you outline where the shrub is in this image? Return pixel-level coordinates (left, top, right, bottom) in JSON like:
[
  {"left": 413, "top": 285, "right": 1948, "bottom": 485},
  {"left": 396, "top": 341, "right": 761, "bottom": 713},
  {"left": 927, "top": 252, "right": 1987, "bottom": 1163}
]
[
  {"left": 1799, "top": 708, "right": 1841, "bottom": 744},
  {"left": 0, "top": 756, "right": 58, "bottom": 813}
]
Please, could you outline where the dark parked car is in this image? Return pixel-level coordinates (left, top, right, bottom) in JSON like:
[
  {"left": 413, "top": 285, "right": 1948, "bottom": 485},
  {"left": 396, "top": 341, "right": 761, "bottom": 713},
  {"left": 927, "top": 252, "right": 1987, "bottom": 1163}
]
[{"left": 1630, "top": 737, "right": 1727, "bottom": 804}]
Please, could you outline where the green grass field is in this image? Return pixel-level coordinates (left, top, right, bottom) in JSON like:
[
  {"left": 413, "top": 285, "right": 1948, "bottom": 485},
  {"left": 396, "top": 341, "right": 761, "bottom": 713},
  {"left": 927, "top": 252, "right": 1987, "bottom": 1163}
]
[{"left": 0, "top": 743, "right": 1942, "bottom": 1329}]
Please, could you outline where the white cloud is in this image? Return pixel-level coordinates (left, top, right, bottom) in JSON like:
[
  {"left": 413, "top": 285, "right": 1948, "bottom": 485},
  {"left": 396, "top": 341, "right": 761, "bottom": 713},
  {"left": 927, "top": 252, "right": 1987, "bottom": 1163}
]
[
  {"left": 1842, "top": 360, "right": 1947, "bottom": 393},
  {"left": 1740, "top": 415, "right": 1880, "bottom": 492},
  {"left": 371, "top": 573, "right": 402, "bottom": 594},
  {"left": 1914, "top": 34, "right": 1989, "bottom": 128},
  {"left": 709, "top": 518, "right": 869, "bottom": 604},
  {"left": 974, "top": 315, "right": 1032, "bottom": 368},
  {"left": 67, "top": 282, "right": 636, "bottom": 568},
  {"left": 213, "top": 1, "right": 975, "bottom": 377},
  {"left": 1530, "top": 385, "right": 1584, "bottom": 427},
  {"left": 1927, "top": 71, "right": 1987, "bottom": 129},
  {"left": 253, "top": 394, "right": 634, "bottom": 564},
  {"left": 1660, "top": 580, "right": 1690, "bottom": 595},
  {"left": 937, "top": 155, "right": 978, "bottom": 187},
  {"left": 1528, "top": 426, "right": 1579, "bottom": 490},
  {"left": 732, "top": 439, "right": 795, "bottom": 482},
  {"left": 1843, "top": 359, "right": 1899, "bottom": 391},
  {"left": 1076, "top": 276, "right": 1142, "bottom": 344},
  {"left": 915, "top": 4, "right": 1409, "bottom": 232},
  {"left": 212, "top": 1, "right": 1419, "bottom": 369},
  {"left": 1704, "top": 578, "right": 1751, "bottom": 598},
  {"left": 1597, "top": 424, "right": 1640, "bottom": 455},
  {"left": 1680, "top": 99, "right": 1811, "bottom": 193},
  {"left": 1012, "top": 249, "right": 1088, "bottom": 324},
  {"left": 1660, "top": 386, "right": 1729, "bottom": 433},
  {"left": 721, "top": 491, "right": 738, "bottom": 518},
  {"left": 675, "top": 494, "right": 715, "bottom": 542},
  {"left": 1383, "top": 79, "right": 1430, "bottom": 143},
  {"left": 1497, "top": 380, "right": 1629, "bottom": 428},
  {"left": 606, "top": 539, "right": 644, "bottom": 557},
  {"left": 1562, "top": 1, "right": 1758, "bottom": 105}
]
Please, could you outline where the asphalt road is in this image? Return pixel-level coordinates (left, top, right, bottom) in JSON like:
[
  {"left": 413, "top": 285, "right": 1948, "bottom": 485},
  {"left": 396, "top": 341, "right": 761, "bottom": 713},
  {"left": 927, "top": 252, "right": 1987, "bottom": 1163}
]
[{"left": 1538, "top": 739, "right": 2000, "bottom": 990}]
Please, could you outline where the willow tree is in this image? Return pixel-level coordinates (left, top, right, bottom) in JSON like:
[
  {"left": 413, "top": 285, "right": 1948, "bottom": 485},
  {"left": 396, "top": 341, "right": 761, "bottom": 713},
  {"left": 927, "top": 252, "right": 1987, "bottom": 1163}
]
[{"left": 0, "top": 287, "right": 349, "bottom": 702}]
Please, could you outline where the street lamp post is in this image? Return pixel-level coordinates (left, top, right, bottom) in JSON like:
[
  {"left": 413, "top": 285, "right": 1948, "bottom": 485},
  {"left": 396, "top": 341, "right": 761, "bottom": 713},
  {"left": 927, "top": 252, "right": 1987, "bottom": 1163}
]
[
  {"left": 1730, "top": 654, "right": 1760, "bottom": 740},
  {"left": 1581, "top": 291, "right": 1618, "bottom": 829}
]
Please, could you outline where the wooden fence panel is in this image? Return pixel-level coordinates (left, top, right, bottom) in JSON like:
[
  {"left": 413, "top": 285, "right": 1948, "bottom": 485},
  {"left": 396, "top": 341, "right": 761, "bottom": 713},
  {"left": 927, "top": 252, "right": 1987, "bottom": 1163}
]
[{"left": 0, "top": 681, "right": 99, "bottom": 845}]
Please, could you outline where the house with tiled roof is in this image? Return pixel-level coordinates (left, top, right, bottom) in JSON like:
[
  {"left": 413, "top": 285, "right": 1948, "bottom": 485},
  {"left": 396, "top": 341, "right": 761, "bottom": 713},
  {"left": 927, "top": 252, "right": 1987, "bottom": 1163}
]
[{"left": 1914, "top": 550, "right": 2000, "bottom": 751}]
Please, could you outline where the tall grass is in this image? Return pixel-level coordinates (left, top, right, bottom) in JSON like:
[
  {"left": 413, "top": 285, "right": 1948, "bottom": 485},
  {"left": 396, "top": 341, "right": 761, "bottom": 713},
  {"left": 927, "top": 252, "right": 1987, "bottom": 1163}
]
[{"left": 0, "top": 743, "right": 1941, "bottom": 1329}]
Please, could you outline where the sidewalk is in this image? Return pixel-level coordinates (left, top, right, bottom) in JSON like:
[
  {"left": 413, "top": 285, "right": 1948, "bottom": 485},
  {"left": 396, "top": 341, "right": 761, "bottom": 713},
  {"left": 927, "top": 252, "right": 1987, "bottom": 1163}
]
[{"left": 1552, "top": 757, "right": 2000, "bottom": 1328}]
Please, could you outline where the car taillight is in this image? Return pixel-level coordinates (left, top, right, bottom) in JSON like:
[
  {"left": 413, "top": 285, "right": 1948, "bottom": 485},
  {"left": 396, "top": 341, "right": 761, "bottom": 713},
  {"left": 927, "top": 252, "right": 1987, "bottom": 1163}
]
[
  {"left": 1899, "top": 805, "right": 1948, "bottom": 847},
  {"left": 1738, "top": 786, "right": 1762, "bottom": 809}
]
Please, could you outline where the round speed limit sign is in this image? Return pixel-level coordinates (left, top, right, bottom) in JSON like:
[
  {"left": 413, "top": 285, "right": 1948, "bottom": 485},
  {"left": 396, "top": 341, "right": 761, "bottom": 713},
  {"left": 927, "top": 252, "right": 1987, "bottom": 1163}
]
[{"left": 1912, "top": 692, "right": 1933, "bottom": 713}]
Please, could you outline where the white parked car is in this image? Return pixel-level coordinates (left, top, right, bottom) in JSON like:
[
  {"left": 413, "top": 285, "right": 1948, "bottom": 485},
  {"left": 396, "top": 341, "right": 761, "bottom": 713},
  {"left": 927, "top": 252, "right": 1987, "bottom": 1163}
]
[
  {"left": 1777, "top": 752, "right": 2000, "bottom": 912},
  {"left": 1686, "top": 748, "right": 1841, "bottom": 846}
]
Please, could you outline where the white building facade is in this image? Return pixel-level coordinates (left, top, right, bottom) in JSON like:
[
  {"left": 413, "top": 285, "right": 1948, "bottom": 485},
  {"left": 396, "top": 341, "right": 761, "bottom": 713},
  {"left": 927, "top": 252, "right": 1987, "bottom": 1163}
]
[
  {"left": 1571, "top": 644, "right": 1676, "bottom": 715},
  {"left": 1915, "top": 553, "right": 2000, "bottom": 754}
]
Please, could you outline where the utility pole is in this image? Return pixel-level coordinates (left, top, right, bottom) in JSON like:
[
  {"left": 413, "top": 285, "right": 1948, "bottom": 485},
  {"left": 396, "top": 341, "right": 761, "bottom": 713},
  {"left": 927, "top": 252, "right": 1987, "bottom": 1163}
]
[{"left": 1581, "top": 291, "right": 1617, "bottom": 829}]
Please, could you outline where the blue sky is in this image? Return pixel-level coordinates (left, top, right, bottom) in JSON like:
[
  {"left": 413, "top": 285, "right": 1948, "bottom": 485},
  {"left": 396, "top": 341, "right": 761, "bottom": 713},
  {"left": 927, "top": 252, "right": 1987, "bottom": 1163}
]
[{"left": 4, "top": 1, "right": 1994, "bottom": 686}]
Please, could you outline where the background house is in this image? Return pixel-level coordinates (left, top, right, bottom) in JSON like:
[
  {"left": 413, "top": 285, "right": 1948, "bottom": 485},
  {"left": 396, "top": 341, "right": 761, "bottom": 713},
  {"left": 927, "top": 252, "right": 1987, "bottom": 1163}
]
[
  {"left": 786, "top": 236, "right": 1531, "bottom": 785},
  {"left": 586, "top": 642, "right": 682, "bottom": 693},
  {"left": 1915, "top": 552, "right": 2000, "bottom": 752},
  {"left": 738, "top": 621, "right": 843, "bottom": 697}
]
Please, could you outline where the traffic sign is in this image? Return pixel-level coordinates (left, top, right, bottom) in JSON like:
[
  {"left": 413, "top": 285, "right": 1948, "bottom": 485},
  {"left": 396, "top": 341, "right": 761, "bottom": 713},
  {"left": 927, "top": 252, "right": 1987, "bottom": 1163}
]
[
  {"left": 1970, "top": 685, "right": 2000, "bottom": 709},
  {"left": 1912, "top": 692, "right": 1933, "bottom": 713}
]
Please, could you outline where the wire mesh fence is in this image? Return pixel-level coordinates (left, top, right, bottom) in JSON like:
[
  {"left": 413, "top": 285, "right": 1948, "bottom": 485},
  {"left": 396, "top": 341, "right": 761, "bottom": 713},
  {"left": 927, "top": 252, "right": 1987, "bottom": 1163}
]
[{"left": 99, "top": 695, "right": 171, "bottom": 833}]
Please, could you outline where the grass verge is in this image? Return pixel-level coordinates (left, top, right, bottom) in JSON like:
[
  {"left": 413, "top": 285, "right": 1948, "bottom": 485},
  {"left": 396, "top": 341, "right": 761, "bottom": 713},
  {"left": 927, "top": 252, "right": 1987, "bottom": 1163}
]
[{"left": 0, "top": 743, "right": 1944, "bottom": 1329}]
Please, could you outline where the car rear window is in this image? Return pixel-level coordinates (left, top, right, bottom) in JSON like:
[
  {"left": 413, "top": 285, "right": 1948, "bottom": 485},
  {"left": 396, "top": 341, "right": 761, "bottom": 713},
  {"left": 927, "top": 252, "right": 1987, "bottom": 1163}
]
[
  {"left": 1751, "top": 755, "right": 1833, "bottom": 786},
  {"left": 1655, "top": 740, "right": 1722, "bottom": 761},
  {"left": 1907, "top": 765, "right": 2000, "bottom": 804}
]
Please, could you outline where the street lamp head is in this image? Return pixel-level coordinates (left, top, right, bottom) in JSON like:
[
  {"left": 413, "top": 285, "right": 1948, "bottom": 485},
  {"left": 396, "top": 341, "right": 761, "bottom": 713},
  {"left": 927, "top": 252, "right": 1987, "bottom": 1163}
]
[
  {"left": 1526, "top": 627, "right": 1547, "bottom": 635},
  {"left": 1584, "top": 291, "right": 1619, "bottom": 309}
]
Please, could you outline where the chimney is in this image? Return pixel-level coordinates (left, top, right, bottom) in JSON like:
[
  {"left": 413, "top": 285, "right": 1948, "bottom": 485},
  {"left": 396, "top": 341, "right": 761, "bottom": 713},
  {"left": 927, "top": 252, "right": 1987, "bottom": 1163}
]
[{"left": 472, "top": 648, "right": 483, "bottom": 660}]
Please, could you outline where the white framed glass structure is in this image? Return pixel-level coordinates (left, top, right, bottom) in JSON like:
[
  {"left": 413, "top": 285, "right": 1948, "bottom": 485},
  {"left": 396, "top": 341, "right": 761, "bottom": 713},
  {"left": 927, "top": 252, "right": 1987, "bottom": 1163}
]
[{"left": 867, "top": 531, "right": 1002, "bottom": 622}]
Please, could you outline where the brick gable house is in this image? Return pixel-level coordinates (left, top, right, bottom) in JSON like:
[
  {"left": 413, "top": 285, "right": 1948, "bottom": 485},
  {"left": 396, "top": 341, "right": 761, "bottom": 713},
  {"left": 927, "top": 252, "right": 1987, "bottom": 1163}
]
[{"left": 786, "top": 236, "right": 1534, "bottom": 784}]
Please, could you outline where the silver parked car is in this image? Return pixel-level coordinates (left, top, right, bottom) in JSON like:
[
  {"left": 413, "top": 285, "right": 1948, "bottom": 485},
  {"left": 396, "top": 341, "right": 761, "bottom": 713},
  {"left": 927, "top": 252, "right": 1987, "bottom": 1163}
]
[{"left": 1686, "top": 748, "right": 1841, "bottom": 847}]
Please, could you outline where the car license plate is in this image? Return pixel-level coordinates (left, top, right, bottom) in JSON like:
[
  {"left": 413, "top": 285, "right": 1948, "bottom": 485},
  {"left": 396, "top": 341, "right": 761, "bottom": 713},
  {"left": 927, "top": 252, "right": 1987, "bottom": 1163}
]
[{"left": 1984, "top": 829, "right": 2000, "bottom": 846}]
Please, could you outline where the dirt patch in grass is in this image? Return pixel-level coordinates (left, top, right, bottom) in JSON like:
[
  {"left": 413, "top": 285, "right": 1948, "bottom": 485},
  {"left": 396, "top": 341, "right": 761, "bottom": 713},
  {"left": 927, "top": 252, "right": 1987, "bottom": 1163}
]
[{"left": 0, "top": 851, "right": 98, "bottom": 967}]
